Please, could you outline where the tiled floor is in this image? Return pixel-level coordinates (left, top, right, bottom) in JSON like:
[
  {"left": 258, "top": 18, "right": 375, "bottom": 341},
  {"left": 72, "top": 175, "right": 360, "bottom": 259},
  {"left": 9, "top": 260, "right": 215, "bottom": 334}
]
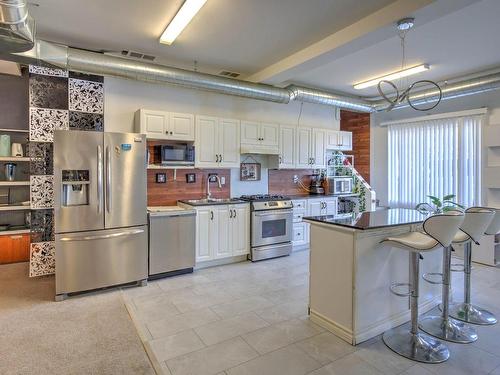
[{"left": 122, "top": 250, "right": 500, "bottom": 375}]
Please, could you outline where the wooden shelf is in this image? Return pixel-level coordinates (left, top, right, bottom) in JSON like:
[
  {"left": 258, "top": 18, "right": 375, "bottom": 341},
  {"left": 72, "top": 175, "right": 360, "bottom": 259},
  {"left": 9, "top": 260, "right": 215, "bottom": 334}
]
[
  {"left": 0, "top": 157, "right": 30, "bottom": 162},
  {"left": 0, "top": 128, "right": 28, "bottom": 133},
  {"left": 0, "top": 228, "right": 30, "bottom": 235},
  {"left": 0, "top": 181, "right": 30, "bottom": 186},
  {"left": 0, "top": 205, "right": 30, "bottom": 211}
]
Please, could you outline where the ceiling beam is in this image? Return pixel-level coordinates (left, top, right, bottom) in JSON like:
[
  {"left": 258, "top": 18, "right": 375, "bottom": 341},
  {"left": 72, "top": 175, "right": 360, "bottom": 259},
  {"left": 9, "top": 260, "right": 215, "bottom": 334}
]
[{"left": 246, "top": 0, "right": 434, "bottom": 84}]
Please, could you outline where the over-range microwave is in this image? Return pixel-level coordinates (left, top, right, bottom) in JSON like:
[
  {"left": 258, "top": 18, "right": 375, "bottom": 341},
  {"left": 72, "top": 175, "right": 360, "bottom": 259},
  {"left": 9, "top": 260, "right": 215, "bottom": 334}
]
[
  {"left": 154, "top": 143, "right": 195, "bottom": 166},
  {"left": 328, "top": 176, "right": 353, "bottom": 195}
]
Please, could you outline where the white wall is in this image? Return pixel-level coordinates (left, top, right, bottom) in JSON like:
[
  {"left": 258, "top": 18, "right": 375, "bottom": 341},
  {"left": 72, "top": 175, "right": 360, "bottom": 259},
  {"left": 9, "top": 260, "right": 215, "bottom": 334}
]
[
  {"left": 104, "top": 76, "right": 340, "bottom": 196},
  {"left": 371, "top": 89, "right": 500, "bottom": 207}
]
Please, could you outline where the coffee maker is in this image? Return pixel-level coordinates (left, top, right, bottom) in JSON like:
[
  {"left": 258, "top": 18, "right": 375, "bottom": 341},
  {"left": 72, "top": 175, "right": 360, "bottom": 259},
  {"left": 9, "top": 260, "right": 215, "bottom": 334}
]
[{"left": 309, "top": 173, "right": 325, "bottom": 194}]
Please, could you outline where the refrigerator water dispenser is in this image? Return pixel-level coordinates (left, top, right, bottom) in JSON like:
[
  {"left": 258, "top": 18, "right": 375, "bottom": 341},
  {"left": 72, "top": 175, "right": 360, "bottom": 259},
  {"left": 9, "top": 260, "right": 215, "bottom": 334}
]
[{"left": 61, "top": 170, "right": 90, "bottom": 206}]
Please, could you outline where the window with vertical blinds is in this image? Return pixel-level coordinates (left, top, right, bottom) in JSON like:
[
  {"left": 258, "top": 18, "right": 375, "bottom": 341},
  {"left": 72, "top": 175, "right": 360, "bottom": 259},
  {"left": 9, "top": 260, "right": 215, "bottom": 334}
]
[{"left": 387, "top": 112, "right": 483, "bottom": 209}]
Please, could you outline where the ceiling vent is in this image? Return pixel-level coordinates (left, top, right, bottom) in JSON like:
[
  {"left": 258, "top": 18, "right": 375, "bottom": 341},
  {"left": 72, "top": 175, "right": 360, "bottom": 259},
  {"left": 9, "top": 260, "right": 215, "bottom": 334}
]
[
  {"left": 218, "top": 70, "right": 240, "bottom": 78},
  {"left": 120, "top": 50, "right": 156, "bottom": 61}
]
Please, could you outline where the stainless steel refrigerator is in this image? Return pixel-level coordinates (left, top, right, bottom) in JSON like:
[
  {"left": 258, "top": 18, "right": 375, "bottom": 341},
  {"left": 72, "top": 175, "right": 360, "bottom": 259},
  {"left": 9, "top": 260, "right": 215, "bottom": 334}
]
[{"left": 54, "top": 130, "right": 148, "bottom": 300}]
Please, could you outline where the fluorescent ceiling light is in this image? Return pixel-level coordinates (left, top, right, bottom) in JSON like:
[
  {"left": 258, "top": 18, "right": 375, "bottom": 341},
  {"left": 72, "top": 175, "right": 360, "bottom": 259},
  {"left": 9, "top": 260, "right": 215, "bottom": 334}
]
[
  {"left": 160, "top": 0, "right": 207, "bottom": 45},
  {"left": 353, "top": 64, "right": 430, "bottom": 90}
]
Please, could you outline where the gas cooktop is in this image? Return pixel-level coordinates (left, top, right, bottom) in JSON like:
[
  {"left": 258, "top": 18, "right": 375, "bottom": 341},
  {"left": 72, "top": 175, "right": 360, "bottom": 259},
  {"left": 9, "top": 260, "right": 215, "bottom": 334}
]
[{"left": 239, "top": 194, "right": 290, "bottom": 202}]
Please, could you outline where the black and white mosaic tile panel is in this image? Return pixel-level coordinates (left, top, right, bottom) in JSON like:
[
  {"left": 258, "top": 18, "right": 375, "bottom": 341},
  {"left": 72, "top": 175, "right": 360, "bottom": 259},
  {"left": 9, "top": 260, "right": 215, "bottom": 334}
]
[
  {"left": 28, "top": 142, "right": 53, "bottom": 175},
  {"left": 30, "top": 175, "right": 54, "bottom": 209},
  {"left": 29, "top": 108, "right": 69, "bottom": 143},
  {"left": 28, "top": 65, "right": 105, "bottom": 277},
  {"left": 29, "top": 209, "right": 54, "bottom": 243},
  {"left": 69, "top": 78, "right": 104, "bottom": 114},
  {"left": 29, "top": 242, "right": 56, "bottom": 278},
  {"left": 69, "top": 111, "right": 104, "bottom": 131}
]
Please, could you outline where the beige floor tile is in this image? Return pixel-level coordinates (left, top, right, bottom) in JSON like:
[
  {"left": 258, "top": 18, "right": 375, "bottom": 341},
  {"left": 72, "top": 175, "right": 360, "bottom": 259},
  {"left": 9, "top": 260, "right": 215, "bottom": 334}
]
[
  {"left": 491, "top": 364, "right": 500, "bottom": 375},
  {"left": 255, "top": 298, "right": 308, "bottom": 324},
  {"left": 242, "top": 318, "right": 324, "bottom": 354},
  {"left": 353, "top": 338, "right": 414, "bottom": 375},
  {"left": 308, "top": 353, "right": 383, "bottom": 375},
  {"left": 210, "top": 295, "right": 275, "bottom": 319},
  {"left": 194, "top": 311, "right": 269, "bottom": 345},
  {"left": 261, "top": 284, "right": 309, "bottom": 304},
  {"left": 418, "top": 341, "right": 500, "bottom": 375},
  {"left": 147, "top": 329, "right": 205, "bottom": 362},
  {"left": 295, "top": 331, "right": 357, "bottom": 365},
  {"left": 147, "top": 307, "right": 220, "bottom": 339},
  {"left": 171, "top": 290, "right": 234, "bottom": 313},
  {"left": 166, "top": 337, "right": 259, "bottom": 375},
  {"left": 156, "top": 273, "right": 212, "bottom": 292},
  {"left": 134, "top": 298, "right": 181, "bottom": 323},
  {"left": 401, "top": 365, "right": 435, "bottom": 375},
  {"left": 226, "top": 344, "right": 321, "bottom": 375}
]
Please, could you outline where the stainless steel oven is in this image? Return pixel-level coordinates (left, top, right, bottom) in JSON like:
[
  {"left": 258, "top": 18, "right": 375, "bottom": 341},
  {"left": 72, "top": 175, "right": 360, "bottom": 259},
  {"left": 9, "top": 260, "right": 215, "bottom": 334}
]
[
  {"left": 240, "top": 195, "right": 294, "bottom": 261},
  {"left": 252, "top": 208, "right": 293, "bottom": 247}
]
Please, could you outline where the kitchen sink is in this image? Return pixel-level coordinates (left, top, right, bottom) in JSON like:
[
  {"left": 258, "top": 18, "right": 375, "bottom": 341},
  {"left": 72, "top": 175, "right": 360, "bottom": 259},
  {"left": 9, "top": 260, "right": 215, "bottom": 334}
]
[{"left": 185, "top": 198, "right": 238, "bottom": 204}]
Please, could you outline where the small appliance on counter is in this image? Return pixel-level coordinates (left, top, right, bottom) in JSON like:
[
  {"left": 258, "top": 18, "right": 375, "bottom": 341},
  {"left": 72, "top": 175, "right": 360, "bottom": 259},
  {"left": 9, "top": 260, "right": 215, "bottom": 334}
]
[
  {"left": 148, "top": 206, "right": 196, "bottom": 279},
  {"left": 327, "top": 176, "right": 353, "bottom": 195},
  {"left": 154, "top": 142, "right": 195, "bottom": 166},
  {"left": 309, "top": 173, "right": 325, "bottom": 195}
]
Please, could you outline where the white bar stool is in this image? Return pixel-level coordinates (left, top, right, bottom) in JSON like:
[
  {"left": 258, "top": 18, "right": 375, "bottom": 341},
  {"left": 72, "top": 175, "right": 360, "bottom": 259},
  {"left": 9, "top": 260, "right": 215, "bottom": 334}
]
[
  {"left": 419, "top": 209, "right": 480, "bottom": 343},
  {"left": 381, "top": 211, "right": 464, "bottom": 364},
  {"left": 449, "top": 207, "right": 498, "bottom": 325}
]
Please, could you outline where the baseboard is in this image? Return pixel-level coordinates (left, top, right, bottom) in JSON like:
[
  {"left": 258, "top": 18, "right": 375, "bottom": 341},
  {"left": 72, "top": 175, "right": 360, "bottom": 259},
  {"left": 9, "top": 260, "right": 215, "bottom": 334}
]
[
  {"left": 309, "top": 309, "right": 355, "bottom": 345},
  {"left": 194, "top": 255, "right": 248, "bottom": 269}
]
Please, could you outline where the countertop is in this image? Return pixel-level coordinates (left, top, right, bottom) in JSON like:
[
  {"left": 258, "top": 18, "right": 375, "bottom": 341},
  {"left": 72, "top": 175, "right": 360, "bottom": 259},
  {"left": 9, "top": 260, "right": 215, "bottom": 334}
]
[
  {"left": 288, "top": 193, "right": 360, "bottom": 200},
  {"left": 178, "top": 198, "right": 248, "bottom": 207},
  {"left": 148, "top": 206, "right": 196, "bottom": 216},
  {"left": 304, "top": 208, "right": 427, "bottom": 230}
]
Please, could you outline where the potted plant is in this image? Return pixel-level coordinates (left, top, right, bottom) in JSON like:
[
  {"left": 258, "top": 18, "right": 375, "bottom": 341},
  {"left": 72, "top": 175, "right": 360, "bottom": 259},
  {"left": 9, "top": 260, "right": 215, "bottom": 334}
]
[{"left": 415, "top": 194, "right": 464, "bottom": 214}]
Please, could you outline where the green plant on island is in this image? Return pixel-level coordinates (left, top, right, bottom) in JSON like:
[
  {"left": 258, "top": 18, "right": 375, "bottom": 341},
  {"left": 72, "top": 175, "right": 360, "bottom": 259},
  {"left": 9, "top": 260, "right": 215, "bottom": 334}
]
[{"left": 415, "top": 194, "right": 464, "bottom": 214}]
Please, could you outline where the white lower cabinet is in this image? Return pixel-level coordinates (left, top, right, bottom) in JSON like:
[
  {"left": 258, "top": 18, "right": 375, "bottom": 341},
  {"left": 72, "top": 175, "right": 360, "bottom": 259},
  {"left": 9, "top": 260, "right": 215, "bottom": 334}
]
[
  {"left": 307, "top": 197, "right": 338, "bottom": 216},
  {"left": 194, "top": 204, "right": 249, "bottom": 263}
]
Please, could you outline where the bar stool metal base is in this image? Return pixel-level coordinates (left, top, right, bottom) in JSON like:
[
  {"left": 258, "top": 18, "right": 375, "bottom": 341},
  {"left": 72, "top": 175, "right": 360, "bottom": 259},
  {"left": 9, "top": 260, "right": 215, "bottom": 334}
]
[
  {"left": 383, "top": 324, "right": 450, "bottom": 364},
  {"left": 449, "top": 302, "right": 498, "bottom": 325},
  {"left": 419, "top": 315, "right": 478, "bottom": 343}
]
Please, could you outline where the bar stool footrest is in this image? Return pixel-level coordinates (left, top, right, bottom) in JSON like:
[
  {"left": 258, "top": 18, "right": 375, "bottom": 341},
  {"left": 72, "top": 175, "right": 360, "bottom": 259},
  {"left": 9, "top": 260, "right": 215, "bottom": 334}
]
[
  {"left": 451, "top": 263, "right": 465, "bottom": 272},
  {"left": 422, "top": 272, "right": 443, "bottom": 285},
  {"left": 389, "top": 282, "right": 411, "bottom": 297}
]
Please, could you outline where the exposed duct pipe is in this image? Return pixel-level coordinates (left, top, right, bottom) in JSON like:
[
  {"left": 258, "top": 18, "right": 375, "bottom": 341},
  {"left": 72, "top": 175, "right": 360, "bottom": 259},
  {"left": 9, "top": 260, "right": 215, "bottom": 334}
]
[
  {"left": 371, "top": 72, "right": 500, "bottom": 111},
  {"left": 0, "top": 0, "right": 35, "bottom": 52},
  {"left": 65, "top": 44, "right": 291, "bottom": 104},
  {"left": 5, "top": 40, "right": 500, "bottom": 114},
  {"left": 287, "top": 84, "right": 374, "bottom": 112}
]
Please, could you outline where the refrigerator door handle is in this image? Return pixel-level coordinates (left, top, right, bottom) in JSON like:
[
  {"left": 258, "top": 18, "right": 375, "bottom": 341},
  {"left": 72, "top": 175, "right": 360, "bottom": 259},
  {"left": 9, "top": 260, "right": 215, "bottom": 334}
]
[
  {"left": 106, "top": 146, "right": 111, "bottom": 213},
  {"left": 97, "top": 145, "right": 103, "bottom": 213},
  {"left": 59, "top": 228, "right": 145, "bottom": 242}
]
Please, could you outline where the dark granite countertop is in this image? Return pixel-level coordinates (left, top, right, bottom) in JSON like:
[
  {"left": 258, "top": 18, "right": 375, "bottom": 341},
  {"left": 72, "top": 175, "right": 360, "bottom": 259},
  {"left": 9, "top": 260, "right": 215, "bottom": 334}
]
[
  {"left": 287, "top": 193, "right": 360, "bottom": 200},
  {"left": 178, "top": 198, "right": 248, "bottom": 207},
  {"left": 304, "top": 208, "right": 428, "bottom": 230}
]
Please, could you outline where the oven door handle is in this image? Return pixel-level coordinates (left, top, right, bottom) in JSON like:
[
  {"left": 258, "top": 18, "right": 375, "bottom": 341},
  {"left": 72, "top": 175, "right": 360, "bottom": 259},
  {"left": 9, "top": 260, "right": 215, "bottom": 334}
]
[{"left": 253, "top": 209, "right": 293, "bottom": 216}]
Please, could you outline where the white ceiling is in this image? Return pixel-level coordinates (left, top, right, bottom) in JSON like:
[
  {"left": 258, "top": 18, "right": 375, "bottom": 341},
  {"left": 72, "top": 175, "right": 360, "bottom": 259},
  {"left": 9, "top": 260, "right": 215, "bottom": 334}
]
[{"left": 28, "top": 0, "right": 500, "bottom": 97}]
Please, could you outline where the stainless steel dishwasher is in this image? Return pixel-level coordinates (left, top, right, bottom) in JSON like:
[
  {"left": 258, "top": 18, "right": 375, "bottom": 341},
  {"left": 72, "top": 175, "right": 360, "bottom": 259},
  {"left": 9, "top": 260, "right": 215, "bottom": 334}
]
[{"left": 148, "top": 208, "right": 196, "bottom": 279}]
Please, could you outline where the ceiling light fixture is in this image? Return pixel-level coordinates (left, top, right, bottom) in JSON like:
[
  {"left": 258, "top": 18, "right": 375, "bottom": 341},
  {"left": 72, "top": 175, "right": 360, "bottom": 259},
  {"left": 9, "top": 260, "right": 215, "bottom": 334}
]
[
  {"left": 159, "top": 0, "right": 207, "bottom": 45},
  {"left": 353, "top": 64, "right": 430, "bottom": 90}
]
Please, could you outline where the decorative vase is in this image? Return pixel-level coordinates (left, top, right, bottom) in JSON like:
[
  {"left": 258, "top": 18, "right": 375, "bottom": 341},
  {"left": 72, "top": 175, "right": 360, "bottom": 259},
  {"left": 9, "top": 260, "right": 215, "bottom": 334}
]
[
  {"left": 4, "top": 163, "right": 16, "bottom": 181},
  {"left": 0, "top": 135, "right": 11, "bottom": 157}
]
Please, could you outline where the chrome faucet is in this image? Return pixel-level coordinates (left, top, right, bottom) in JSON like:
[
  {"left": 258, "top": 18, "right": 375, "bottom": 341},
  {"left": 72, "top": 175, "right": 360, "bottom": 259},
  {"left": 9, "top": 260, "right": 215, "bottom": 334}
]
[{"left": 207, "top": 175, "right": 222, "bottom": 200}]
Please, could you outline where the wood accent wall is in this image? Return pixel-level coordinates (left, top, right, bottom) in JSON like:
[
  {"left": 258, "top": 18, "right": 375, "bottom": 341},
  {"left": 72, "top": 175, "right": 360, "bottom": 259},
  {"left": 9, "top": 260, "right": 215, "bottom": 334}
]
[
  {"left": 340, "top": 110, "right": 370, "bottom": 183},
  {"left": 268, "top": 169, "right": 314, "bottom": 196}
]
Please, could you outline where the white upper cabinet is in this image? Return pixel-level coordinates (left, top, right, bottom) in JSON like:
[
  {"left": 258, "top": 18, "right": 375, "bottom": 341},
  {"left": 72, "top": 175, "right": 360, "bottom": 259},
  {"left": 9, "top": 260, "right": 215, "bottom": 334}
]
[
  {"left": 241, "top": 121, "right": 260, "bottom": 144},
  {"left": 311, "top": 128, "right": 326, "bottom": 168},
  {"left": 296, "top": 127, "right": 312, "bottom": 168},
  {"left": 326, "top": 130, "right": 352, "bottom": 151},
  {"left": 169, "top": 112, "right": 195, "bottom": 141},
  {"left": 195, "top": 115, "right": 219, "bottom": 167},
  {"left": 195, "top": 116, "right": 240, "bottom": 168},
  {"left": 240, "top": 121, "right": 279, "bottom": 153},
  {"left": 279, "top": 125, "right": 296, "bottom": 168},
  {"left": 135, "top": 109, "right": 195, "bottom": 141},
  {"left": 218, "top": 118, "right": 240, "bottom": 168}
]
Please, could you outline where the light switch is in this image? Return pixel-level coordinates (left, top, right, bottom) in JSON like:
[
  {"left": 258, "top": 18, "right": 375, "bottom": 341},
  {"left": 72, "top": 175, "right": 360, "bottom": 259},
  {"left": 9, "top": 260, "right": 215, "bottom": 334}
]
[{"left": 221, "top": 176, "right": 226, "bottom": 185}]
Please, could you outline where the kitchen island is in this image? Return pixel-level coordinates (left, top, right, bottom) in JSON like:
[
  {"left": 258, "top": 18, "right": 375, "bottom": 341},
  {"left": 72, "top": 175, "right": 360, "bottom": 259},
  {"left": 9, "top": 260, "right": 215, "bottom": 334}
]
[{"left": 304, "top": 208, "right": 442, "bottom": 345}]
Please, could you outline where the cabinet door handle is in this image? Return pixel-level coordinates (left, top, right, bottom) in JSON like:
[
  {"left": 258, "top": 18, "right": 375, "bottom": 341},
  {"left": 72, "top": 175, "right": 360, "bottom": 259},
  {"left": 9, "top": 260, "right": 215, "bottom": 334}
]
[
  {"left": 210, "top": 211, "right": 214, "bottom": 220},
  {"left": 233, "top": 209, "right": 237, "bottom": 218},
  {"left": 229, "top": 209, "right": 233, "bottom": 218},
  {"left": 215, "top": 154, "right": 219, "bottom": 162},
  {"left": 279, "top": 156, "right": 282, "bottom": 164},
  {"left": 219, "top": 154, "right": 223, "bottom": 162},
  {"left": 170, "top": 131, "right": 173, "bottom": 135}
]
